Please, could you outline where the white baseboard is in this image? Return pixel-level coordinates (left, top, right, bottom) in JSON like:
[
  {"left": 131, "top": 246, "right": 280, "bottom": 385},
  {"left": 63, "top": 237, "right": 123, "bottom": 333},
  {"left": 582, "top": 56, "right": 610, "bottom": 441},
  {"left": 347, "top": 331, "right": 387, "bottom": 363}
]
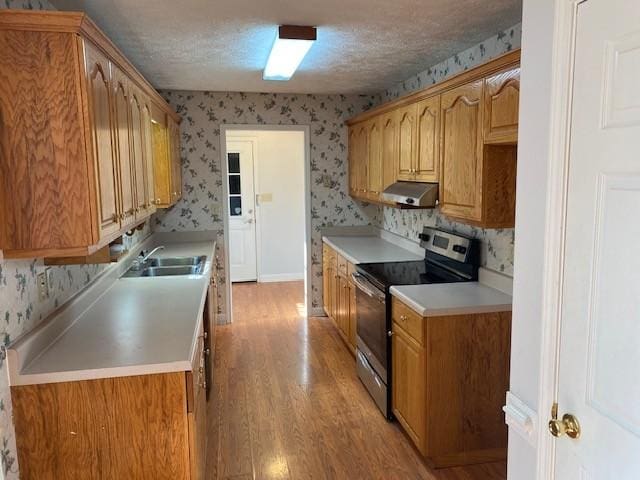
[
  {"left": 258, "top": 273, "right": 304, "bottom": 283},
  {"left": 309, "top": 307, "right": 327, "bottom": 317}
]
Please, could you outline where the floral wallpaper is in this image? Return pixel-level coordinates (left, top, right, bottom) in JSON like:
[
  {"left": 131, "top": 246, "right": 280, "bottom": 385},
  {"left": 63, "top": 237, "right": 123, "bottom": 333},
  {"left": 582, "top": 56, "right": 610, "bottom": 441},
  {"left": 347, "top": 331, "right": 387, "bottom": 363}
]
[
  {"left": 153, "top": 91, "right": 382, "bottom": 315},
  {"left": 377, "top": 23, "right": 522, "bottom": 276}
]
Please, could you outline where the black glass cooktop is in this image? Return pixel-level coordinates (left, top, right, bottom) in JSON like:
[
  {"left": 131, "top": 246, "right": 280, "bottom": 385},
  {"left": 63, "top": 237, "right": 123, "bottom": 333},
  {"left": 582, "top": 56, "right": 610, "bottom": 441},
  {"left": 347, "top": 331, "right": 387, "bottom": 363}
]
[{"left": 356, "top": 260, "right": 469, "bottom": 291}]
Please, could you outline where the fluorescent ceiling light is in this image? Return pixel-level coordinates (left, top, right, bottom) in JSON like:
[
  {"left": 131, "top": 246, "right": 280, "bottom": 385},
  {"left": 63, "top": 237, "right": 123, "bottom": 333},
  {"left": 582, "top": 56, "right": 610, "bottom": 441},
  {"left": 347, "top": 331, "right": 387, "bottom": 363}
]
[{"left": 263, "top": 25, "right": 317, "bottom": 81}]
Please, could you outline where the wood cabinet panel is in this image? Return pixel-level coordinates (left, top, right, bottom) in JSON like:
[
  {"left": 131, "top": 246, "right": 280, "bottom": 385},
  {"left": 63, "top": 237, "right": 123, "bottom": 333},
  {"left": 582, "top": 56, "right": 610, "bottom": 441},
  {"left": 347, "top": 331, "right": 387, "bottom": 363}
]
[
  {"left": 168, "top": 118, "right": 182, "bottom": 203},
  {"left": 112, "top": 67, "right": 135, "bottom": 225},
  {"left": 381, "top": 111, "right": 399, "bottom": 196},
  {"left": 0, "top": 11, "right": 180, "bottom": 258},
  {"left": 392, "top": 326, "right": 426, "bottom": 452},
  {"left": 397, "top": 104, "right": 417, "bottom": 181},
  {"left": 11, "top": 373, "right": 190, "bottom": 480},
  {"left": 391, "top": 296, "right": 512, "bottom": 468},
  {"left": 415, "top": 96, "right": 440, "bottom": 182},
  {"left": 440, "top": 80, "right": 484, "bottom": 221},
  {"left": 0, "top": 30, "right": 94, "bottom": 255},
  {"left": 367, "top": 118, "right": 383, "bottom": 200},
  {"left": 484, "top": 67, "right": 520, "bottom": 144},
  {"left": 141, "top": 101, "right": 156, "bottom": 213},
  {"left": 151, "top": 114, "right": 172, "bottom": 207},
  {"left": 392, "top": 297, "right": 424, "bottom": 345},
  {"left": 82, "top": 39, "right": 120, "bottom": 240},
  {"left": 129, "top": 87, "right": 149, "bottom": 219}
]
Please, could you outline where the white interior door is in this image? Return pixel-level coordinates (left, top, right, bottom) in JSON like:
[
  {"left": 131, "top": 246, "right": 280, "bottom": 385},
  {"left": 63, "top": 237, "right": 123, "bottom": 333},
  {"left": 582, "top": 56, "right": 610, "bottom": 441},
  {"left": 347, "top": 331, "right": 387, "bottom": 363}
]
[
  {"left": 554, "top": 0, "right": 640, "bottom": 477},
  {"left": 227, "top": 141, "right": 257, "bottom": 282}
]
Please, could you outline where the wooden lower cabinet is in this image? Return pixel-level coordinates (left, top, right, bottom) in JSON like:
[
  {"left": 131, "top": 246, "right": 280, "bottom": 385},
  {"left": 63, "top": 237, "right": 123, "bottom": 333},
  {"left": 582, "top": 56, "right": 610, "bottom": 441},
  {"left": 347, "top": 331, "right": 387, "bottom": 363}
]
[
  {"left": 391, "top": 297, "right": 511, "bottom": 468},
  {"left": 322, "top": 243, "right": 357, "bottom": 354},
  {"left": 11, "top": 331, "right": 208, "bottom": 479}
]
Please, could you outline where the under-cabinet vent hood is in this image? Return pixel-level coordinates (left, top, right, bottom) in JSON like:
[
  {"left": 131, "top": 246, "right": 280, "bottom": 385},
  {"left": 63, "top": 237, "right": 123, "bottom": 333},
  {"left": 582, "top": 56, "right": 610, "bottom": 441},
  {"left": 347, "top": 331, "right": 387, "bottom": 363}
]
[{"left": 380, "top": 181, "right": 438, "bottom": 208}]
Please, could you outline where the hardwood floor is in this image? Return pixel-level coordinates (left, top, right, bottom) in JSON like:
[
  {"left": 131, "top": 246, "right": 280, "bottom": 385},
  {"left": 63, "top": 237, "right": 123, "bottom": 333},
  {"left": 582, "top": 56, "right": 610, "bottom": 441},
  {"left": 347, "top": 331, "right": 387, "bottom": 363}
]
[{"left": 206, "top": 281, "right": 507, "bottom": 480}]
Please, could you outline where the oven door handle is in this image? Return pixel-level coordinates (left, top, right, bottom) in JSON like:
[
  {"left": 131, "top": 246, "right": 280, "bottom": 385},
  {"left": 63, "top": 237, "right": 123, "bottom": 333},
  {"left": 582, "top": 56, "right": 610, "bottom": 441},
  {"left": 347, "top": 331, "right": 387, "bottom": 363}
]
[{"left": 351, "top": 273, "right": 386, "bottom": 302}]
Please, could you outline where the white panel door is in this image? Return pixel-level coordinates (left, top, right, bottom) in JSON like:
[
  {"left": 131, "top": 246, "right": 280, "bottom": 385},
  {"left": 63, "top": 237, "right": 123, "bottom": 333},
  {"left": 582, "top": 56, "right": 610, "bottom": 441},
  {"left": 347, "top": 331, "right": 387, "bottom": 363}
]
[
  {"left": 554, "top": 0, "right": 640, "bottom": 478},
  {"left": 227, "top": 141, "right": 257, "bottom": 282}
]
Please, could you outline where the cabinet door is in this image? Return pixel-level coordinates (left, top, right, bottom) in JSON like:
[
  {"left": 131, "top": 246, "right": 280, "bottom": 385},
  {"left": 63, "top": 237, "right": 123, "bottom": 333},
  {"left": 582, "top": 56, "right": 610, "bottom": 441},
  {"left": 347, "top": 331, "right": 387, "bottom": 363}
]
[
  {"left": 151, "top": 111, "right": 171, "bottom": 207},
  {"left": 168, "top": 119, "right": 182, "bottom": 204},
  {"left": 141, "top": 101, "right": 156, "bottom": 213},
  {"left": 381, "top": 111, "right": 399, "bottom": 197},
  {"left": 129, "top": 87, "right": 150, "bottom": 220},
  {"left": 415, "top": 96, "right": 440, "bottom": 183},
  {"left": 339, "top": 276, "right": 351, "bottom": 337},
  {"left": 112, "top": 68, "right": 136, "bottom": 224},
  {"left": 439, "top": 80, "right": 484, "bottom": 222},
  {"left": 323, "top": 248, "right": 332, "bottom": 316},
  {"left": 397, "top": 104, "right": 417, "bottom": 181},
  {"left": 348, "top": 280, "right": 357, "bottom": 350},
  {"left": 83, "top": 41, "right": 121, "bottom": 239},
  {"left": 392, "top": 327, "right": 426, "bottom": 452},
  {"left": 367, "top": 118, "right": 383, "bottom": 200},
  {"left": 355, "top": 123, "right": 369, "bottom": 195},
  {"left": 483, "top": 67, "right": 520, "bottom": 144}
]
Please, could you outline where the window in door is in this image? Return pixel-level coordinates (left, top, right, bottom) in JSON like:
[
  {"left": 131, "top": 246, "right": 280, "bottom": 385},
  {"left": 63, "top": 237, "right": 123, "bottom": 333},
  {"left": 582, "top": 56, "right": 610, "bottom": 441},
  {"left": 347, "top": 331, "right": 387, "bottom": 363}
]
[{"left": 228, "top": 152, "right": 242, "bottom": 216}]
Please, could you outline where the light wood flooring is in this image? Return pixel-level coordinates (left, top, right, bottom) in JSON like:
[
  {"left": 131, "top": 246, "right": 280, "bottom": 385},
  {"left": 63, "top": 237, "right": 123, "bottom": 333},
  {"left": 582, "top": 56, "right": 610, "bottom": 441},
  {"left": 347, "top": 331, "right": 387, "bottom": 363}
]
[{"left": 206, "top": 281, "right": 507, "bottom": 480}]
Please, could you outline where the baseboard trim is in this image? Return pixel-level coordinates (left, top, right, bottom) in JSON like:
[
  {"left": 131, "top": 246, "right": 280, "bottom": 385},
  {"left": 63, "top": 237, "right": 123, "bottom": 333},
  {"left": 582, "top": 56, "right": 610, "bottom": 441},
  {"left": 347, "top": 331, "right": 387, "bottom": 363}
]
[
  {"left": 309, "top": 307, "right": 327, "bottom": 318},
  {"left": 258, "top": 273, "right": 304, "bottom": 283}
]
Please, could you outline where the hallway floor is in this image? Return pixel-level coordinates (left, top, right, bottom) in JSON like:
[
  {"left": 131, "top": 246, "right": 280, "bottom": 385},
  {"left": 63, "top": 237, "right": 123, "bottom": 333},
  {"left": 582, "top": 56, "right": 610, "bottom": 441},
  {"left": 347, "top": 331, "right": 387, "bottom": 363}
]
[{"left": 206, "top": 281, "right": 507, "bottom": 479}]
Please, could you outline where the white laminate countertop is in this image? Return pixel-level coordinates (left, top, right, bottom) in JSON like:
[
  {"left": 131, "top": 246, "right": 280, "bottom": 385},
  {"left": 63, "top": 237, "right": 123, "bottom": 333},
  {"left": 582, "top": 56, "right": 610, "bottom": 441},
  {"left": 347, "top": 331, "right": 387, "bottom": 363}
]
[
  {"left": 390, "top": 283, "right": 512, "bottom": 317},
  {"left": 322, "top": 235, "right": 423, "bottom": 264},
  {"left": 7, "top": 239, "right": 215, "bottom": 386}
]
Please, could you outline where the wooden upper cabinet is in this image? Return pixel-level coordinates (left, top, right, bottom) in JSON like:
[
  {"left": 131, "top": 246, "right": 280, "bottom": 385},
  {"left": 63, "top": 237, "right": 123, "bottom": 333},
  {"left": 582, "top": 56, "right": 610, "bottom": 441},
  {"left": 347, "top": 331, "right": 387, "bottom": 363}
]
[
  {"left": 168, "top": 118, "right": 182, "bottom": 203},
  {"left": 348, "top": 123, "right": 368, "bottom": 199},
  {"left": 0, "top": 11, "right": 179, "bottom": 259},
  {"left": 112, "top": 68, "right": 136, "bottom": 225},
  {"left": 483, "top": 67, "right": 520, "bottom": 144},
  {"left": 440, "top": 80, "right": 484, "bottom": 222},
  {"left": 367, "top": 118, "right": 383, "bottom": 200},
  {"left": 82, "top": 40, "right": 121, "bottom": 241},
  {"left": 415, "top": 96, "right": 440, "bottom": 183},
  {"left": 381, "top": 111, "right": 399, "bottom": 196},
  {"left": 141, "top": 101, "right": 156, "bottom": 214},
  {"left": 129, "top": 87, "right": 150, "bottom": 220},
  {"left": 397, "top": 104, "right": 417, "bottom": 181}
]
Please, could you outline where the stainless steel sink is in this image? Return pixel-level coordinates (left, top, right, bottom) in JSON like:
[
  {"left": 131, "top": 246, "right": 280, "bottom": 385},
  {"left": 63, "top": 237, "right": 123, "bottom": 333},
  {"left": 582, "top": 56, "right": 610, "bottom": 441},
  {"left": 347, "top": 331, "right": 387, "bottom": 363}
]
[
  {"left": 139, "top": 265, "right": 204, "bottom": 277},
  {"left": 147, "top": 256, "right": 206, "bottom": 267},
  {"left": 123, "top": 256, "right": 206, "bottom": 278}
]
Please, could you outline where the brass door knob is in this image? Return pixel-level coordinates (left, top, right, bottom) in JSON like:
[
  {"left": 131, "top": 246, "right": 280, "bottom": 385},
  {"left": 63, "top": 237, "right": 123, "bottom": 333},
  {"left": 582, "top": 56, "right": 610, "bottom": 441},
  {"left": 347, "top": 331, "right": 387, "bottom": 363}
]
[{"left": 549, "top": 412, "right": 581, "bottom": 439}]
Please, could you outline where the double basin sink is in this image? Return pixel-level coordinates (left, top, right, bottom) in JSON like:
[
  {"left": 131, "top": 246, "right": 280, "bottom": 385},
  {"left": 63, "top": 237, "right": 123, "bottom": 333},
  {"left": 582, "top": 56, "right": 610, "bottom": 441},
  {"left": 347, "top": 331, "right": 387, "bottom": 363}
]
[{"left": 123, "top": 255, "right": 207, "bottom": 278}]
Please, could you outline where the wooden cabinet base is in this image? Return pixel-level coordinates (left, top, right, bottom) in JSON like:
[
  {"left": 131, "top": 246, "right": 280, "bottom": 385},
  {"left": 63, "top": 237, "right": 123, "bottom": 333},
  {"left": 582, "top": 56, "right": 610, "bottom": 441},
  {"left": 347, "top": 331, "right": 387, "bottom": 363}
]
[
  {"left": 391, "top": 298, "right": 511, "bottom": 469},
  {"left": 11, "top": 372, "right": 201, "bottom": 480}
]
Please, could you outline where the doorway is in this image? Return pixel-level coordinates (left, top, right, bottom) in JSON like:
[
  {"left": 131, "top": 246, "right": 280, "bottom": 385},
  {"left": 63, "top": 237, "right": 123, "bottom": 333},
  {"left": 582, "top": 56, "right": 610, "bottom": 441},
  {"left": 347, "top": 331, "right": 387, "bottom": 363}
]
[{"left": 221, "top": 125, "right": 311, "bottom": 323}]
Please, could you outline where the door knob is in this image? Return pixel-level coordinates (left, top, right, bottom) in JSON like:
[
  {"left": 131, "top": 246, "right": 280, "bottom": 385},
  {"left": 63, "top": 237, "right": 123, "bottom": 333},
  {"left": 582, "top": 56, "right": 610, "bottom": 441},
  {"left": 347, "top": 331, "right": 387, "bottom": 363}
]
[{"left": 548, "top": 404, "right": 581, "bottom": 439}]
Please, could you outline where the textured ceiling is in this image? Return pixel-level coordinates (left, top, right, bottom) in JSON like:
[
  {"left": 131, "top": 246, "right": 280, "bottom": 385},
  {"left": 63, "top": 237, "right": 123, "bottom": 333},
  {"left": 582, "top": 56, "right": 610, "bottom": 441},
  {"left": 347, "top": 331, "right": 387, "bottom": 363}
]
[{"left": 51, "top": 0, "right": 522, "bottom": 94}]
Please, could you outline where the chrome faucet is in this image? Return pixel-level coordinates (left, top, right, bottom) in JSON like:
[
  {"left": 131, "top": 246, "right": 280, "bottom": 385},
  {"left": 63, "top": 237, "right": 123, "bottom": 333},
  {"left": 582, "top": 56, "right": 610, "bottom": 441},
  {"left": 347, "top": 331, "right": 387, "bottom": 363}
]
[{"left": 132, "top": 245, "right": 165, "bottom": 270}]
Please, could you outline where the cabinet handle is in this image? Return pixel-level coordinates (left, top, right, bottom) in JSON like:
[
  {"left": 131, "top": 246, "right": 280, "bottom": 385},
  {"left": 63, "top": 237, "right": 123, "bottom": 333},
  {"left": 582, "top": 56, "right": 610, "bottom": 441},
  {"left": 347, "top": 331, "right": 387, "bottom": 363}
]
[
  {"left": 387, "top": 330, "right": 394, "bottom": 337},
  {"left": 400, "top": 315, "right": 408, "bottom": 321},
  {"left": 198, "top": 380, "right": 207, "bottom": 389},
  {"left": 205, "top": 348, "right": 211, "bottom": 356},
  {"left": 156, "top": 198, "right": 161, "bottom": 204},
  {"left": 111, "top": 213, "right": 119, "bottom": 222}
]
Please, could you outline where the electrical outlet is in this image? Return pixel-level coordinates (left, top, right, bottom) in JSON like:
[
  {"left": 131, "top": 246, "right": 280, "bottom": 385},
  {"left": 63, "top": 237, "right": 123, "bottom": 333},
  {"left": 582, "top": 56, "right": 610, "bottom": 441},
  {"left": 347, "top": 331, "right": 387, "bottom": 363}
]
[
  {"left": 211, "top": 204, "right": 221, "bottom": 217},
  {"left": 37, "top": 271, "right": 49, "bottom": 301},
  {"left": 46, "top": 267, "right": 54, "bottom": 293}
]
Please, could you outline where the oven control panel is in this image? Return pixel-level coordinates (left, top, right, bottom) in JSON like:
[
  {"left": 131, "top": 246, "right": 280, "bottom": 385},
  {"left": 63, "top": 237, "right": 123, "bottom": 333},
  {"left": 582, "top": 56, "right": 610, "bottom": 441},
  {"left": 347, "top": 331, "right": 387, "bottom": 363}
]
[{"left": 418, "top": 227, "right": 475, "bottom": 263}]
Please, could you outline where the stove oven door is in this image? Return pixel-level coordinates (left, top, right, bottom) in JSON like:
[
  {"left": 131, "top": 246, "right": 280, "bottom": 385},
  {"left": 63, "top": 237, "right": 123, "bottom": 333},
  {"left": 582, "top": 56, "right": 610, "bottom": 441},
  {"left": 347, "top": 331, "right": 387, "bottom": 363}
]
[{"left": 351, "top": 272, "right": 388, "bottom": 381}]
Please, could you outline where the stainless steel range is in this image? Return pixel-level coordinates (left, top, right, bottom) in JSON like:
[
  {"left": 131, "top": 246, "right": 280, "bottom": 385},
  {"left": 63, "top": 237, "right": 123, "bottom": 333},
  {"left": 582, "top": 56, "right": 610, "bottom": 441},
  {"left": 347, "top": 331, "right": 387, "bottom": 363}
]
[{"left": 351, "top": 227, "right": 479, "bottom": 418}]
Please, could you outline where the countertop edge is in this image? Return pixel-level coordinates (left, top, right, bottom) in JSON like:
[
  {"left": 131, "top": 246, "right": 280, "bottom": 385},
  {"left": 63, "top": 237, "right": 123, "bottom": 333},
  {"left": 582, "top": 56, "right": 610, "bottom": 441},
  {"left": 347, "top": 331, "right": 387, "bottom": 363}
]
[{"left": 389, "top": 285, "right": 513, "bottom": 317}]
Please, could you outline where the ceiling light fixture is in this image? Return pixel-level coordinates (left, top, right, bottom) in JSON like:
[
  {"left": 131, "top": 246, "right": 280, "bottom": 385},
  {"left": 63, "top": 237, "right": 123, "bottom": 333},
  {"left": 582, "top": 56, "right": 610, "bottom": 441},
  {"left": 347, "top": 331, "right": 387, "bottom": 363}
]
[{"left": 263, "top": 25, "right": 317, "bottom": 81}]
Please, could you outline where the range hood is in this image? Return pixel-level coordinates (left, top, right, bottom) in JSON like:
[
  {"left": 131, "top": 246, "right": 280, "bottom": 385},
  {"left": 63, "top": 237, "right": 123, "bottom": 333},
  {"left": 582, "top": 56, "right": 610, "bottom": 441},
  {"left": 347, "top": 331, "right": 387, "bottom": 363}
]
[{"left": 380, "top": 181, "right": 439, "bottom": 208}]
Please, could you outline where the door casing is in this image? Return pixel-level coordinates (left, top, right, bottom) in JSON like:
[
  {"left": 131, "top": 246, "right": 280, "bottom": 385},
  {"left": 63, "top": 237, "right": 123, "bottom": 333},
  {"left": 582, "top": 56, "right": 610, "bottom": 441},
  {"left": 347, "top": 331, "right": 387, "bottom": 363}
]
[{"left": 220, "top": 125, "right": 312, "bottom": 324}]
